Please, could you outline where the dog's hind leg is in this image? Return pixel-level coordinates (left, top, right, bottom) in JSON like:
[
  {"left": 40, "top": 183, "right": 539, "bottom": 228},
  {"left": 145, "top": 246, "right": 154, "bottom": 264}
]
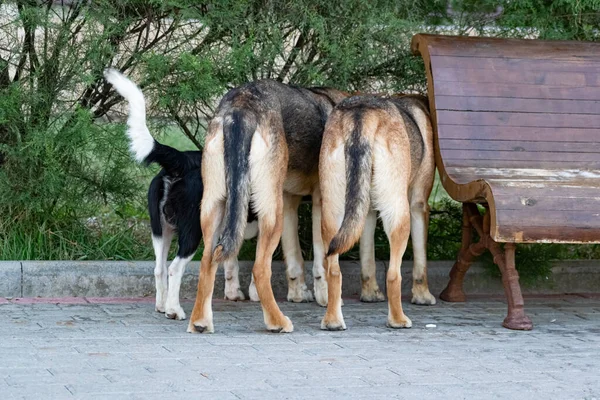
[
  {"left": 383, "top": 208, "right": 412, "bottom": 329},
  {"left": 165, "top": 253, "right": 194, "bottom": 320},
  {"left": 409, "top": 195, "right": 436, "bottom": 306},
  {"left": 310, "top": 188, "right": 328, "bottom": 307},
  {"left": 409, "top": 102, "right": 436, "bottom": 305},
  {"left": 224, "top": 257, "right": 245, "bottom": 301},
  {"left": 188, "top": 199, "right": 224, "bottom": 333},
  {"left": 249, "top": 127, "right": 293, "bottom": 333},
  {"left": 372, "top": 140, "right": 412, "bottom": 329},
  {"left": 282, "top": 194, "right": 313, "bottom": 303},
  {"left": 360, "top": 210, "right": 385, "bottom": 302},
  {"left": 188, "top": 125, "right": 226, "bottom": 334},
  {"left": 152, "top": 226, "right": 173, "bottom": 314},
  {"left": 165, "top": 232, "right": 199, "bottom": 320},
  {"left": 319, "top": 144, "right": 347, "bottom": 330}
]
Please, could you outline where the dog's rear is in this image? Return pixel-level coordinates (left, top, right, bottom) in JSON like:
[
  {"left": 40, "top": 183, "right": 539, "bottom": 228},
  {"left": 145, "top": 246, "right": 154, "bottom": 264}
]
[
  {"left": 104, "top": 69, "right": 203, "bottom": 320},
  {"left": 191, "top": 83, "right": 291, "bottom": 334},
  {"left": 189, "top": 80, "right": 347, "bottom": 334},
  {"left": 320, "top": 95, "right": 435, "bottom": 330}
]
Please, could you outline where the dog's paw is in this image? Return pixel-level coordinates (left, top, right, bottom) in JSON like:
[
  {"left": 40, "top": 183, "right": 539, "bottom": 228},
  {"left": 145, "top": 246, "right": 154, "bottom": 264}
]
[
  {"left": 321, "top": 315, "right": 346, "bottom": 331},
  {"left": 266, "top": 316, "right": 294, "bottom": 333},
  {"left": 411, "top": 290, "right": 436, "bottom": 306},
  {"left": 155, "top": 288, "right": 167, "bottom": 313},
  {"left": 224, "top": 288, "right": 246, "bottom": 301},
  {"left": 155, "top": 298, "right": 166, "bottom": 313},
  {"left": 387, "top": 315, "right": 412, "bottom": 329},
  {"left": 360, "top": 288, "right": 386, "bottom": 303},
  {"left": 287, "top": 283, "right": 314, "bottom": 303},
  {"left": 187, "top": 318, "right": 214, "bottom": 334},
  {"left": 165, "top": 304, "right": 186, "bottom": 320}
]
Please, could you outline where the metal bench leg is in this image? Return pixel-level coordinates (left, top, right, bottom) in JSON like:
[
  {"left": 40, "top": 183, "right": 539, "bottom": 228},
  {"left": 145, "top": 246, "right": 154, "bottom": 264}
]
[
  {"left": 496, "top": 243, "right": 533, "bottom": 330},
  {"left": 440, "top": 203, "right": 485, "bottom": 302},
  {"left": 482, "top": 207, "right": 532, "bottom": 330},
  {"left": 442, "top": 203, "right": 533, "bottom": 330},
  {"left": 481, "top": 206, "right": 533, "bottom": 330}
]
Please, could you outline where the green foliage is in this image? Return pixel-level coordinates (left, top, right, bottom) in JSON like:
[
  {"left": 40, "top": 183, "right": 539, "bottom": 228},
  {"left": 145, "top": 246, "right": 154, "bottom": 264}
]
[
  {"left": 424, "top": 198, "right": 464, "bottom": 261},
  {"left": 2, "top": 0, "right": 600, "bottom": 266},
  {"left": 499, "top": 0, "right": 600, "bottom": 40}
]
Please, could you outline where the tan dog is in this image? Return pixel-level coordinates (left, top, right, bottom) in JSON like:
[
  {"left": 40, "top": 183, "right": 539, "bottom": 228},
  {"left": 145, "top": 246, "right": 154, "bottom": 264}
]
[
  {"left": 188, "top": 80, "right": 347, "bottom": 334},
  {"left": 319, "top": 94, "right": 436, "bottom": 330}
]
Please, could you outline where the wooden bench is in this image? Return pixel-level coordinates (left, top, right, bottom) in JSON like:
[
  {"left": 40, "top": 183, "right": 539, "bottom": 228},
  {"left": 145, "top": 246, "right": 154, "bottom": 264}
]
[{"left": 411, "top": 34, "right": 600, "bottom": 330}]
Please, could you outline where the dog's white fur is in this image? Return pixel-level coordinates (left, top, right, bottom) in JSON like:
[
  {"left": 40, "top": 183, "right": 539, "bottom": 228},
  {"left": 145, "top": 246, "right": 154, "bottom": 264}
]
[{"left": 104, "top": 69, "right": 154, "bottom": 162}]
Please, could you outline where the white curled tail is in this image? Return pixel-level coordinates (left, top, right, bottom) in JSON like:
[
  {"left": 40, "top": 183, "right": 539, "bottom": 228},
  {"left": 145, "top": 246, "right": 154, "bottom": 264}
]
[{"left": 103, "top": 68, "right": 154, "bottom": 162}]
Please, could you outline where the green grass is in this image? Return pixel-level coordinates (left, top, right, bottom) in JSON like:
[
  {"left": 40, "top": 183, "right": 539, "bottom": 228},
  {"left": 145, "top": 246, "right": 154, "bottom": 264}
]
[{"left": 1, "top": 218, "right": 153, "bottom": 261}]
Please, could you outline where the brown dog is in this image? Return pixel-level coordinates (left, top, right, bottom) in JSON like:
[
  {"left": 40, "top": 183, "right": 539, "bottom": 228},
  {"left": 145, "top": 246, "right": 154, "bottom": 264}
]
[
  {"left": 319, "top": 94, "right": 436, "bottom": 330},
  {"left": 188, "top": 80, "right": 347, "bottom": 333}
]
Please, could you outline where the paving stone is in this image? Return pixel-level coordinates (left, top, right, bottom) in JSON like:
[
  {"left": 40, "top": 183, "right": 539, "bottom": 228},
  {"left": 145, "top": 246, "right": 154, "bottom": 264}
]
[{"left": 1, "top": 295, "right": 600, "bottom": 399}]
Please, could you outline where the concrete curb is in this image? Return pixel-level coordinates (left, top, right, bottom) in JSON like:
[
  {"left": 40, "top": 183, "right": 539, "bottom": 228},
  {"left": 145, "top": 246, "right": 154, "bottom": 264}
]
[
  {"left": 1, "top": 260, "right": 599, "bottom": 299},
  {"left": 0, "top": 262, "right": 21, "bottom": 297}
]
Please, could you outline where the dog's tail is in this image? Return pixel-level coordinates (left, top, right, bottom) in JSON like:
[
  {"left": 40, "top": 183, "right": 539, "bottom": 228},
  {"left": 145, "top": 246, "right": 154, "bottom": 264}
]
[
  {"left": 104, "top": 68, "right": 190, "bottom": 176},
  {"left": 327, "top": 113, "right": 377, "bottom": 256},
  {"left": 213, "top": 110, "right": 256, "bottom": 263}
]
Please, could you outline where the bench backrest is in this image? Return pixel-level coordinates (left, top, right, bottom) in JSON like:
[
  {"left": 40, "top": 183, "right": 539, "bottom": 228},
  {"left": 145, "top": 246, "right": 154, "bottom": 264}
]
[
  {"left": 411, "top": 34, "right": 600, "bottom": 243},
  {"left": 412, "top": 34, "right": 600, "bottom": 187}
]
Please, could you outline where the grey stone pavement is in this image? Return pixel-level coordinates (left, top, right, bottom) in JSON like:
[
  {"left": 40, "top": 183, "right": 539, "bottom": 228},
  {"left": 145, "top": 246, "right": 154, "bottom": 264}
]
[{"left": 1, "top": 295, "right": 599, "bottom": 400}]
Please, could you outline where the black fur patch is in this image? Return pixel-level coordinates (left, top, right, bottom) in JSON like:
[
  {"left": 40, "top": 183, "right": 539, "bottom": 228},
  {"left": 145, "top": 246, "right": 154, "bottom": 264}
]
[
  {"left": 147, "top": 151, "right": 203, "bottom": 258},
  {"left": 144, "top": 143, "right": 200, "bottom": 178}
]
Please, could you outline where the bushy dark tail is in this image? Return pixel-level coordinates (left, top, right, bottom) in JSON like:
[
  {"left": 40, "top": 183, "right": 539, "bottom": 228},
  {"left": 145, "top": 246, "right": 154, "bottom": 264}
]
[
  {"left": 104, "top": 68, "right": 191, "bottom": 177},
  {"left": 213, "top": 110, "right": 255, "bottom": 263},
  {"left": 327, "top": 114, "right": 376, "bottom": 256}
]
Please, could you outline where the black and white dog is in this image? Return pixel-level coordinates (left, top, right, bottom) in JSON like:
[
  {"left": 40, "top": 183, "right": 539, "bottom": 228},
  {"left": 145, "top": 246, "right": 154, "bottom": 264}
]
[{"left": 104, "top": 69, "right": 258, "bottom": 321}]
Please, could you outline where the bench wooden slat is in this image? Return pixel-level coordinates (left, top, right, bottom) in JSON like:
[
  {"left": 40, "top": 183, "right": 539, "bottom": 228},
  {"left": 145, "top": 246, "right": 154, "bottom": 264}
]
[
  {"left": 435, "top": 80, "right": 600, "bottom": 100},
  {"left": 440, "top": 139, "right": 600, "bottom": 153},
  {"left": 495, "top": 225, "right": 600, "bottom": 243},
  {"left": 488, "top": 184, "right": 600, "bottom": 196},
  {"left": 447, "top": 168, "right": 600, "bottom": 186},
  {"left": 444, "top": 149, "right": 599, "bottom": 162},
  {"left": 492, "top": 184, "right": 600, "bottom": 212},
  {"left": 448, "top": 176, "right": 600, "bottom": 187},
  {"left": 498, "top": 210, "right": 600, "bottom": 228},
  {"left": 435, "top": 68, "right": 599, "bottom": 87},
  {"left": 445, "top": 159, "right": 600, "bottom": 170},
  {"left": 438, "top": 125, "right": 600, "bottom": 142},
  {"left": 425, "top": 35, "right": 599, "bottom": 58},
  {"left": 437, "top": 110, "right": 600, "bottom": 128},
  {"left": 495, "top": 194, "right": 600, "bottom": 212},
  {"left": 432, "top": 56, "right": 600, "bottom": 74},
  {"left": 436, "top": 96, "right": 600, "bottom": 115}
]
